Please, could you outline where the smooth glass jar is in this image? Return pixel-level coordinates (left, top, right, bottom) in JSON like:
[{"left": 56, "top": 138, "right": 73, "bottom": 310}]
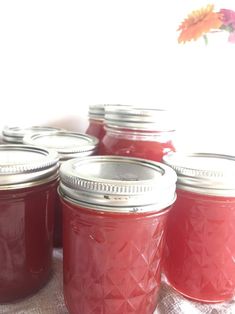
[
  {"left": 86, "top": 104, "right": 127, "bottom": 141},
  {"left": 163, "top": 152, "right": 235, "bottom": 303},
  {"left": 23, "top": 131, "right": 99, "bottom": 247},
  {"left": 0, "top": 145, "right": 59, "bottom": 303},
  {"left": 59, "top": 156, "right": 176, "bottom": 314},
  {"left": 99, "top": 107, "right": 176, "bottom": 162},
  {"left": 2, "top": 125, "right": 62, "bottom": 144},
  {"left": 85, "top": 104, "right": 106, "bottom": 140}
]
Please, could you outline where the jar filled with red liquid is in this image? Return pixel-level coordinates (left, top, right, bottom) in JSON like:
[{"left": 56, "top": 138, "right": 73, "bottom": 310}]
[
  {"left": 2, "top": 125, "right": 62, "bottom": 143},
  {"left": 85, "top": 104, "right": 106, "bottom": 140},
  {"left": 163, "top": 152, "right": 235, "bottom": 303},
  {"left": 0, "top": 144, "right": 59, "bottom": 303},
  {"left": 99, "top": 106, "right": 176, "bottom": 162},
  {"left": 86, "top": 104, "right": 127, "bottom": 141},
  {"left": 23, "top": 131, "right": 99, "bottom": 248},
  {"left": 59, "top": 156, "right": 176, "bottom": 314}
]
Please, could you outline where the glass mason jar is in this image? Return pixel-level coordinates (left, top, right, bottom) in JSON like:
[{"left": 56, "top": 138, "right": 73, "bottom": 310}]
[
  {"left": 59, "top": 156, "right": 176, "bottom": 314},
  {"left": 99, "top": 106, "right": 176, "bottom": 162},
  {"left": 163, "top": 152, "right": 235, "bottom": 303},
  {"left": 23, "top": 131, "right": 99, "bottom": 248},
  {"left": 86, "top": 104, "right": 106, "bottom": 140},
  {"left": 86, "top": 104, "right": 127, "bottom": 142},
  {"left": 0, "top": 145, "right": 59, "bottom": 303},
  {"left": 2, "top": 125, "right": 62, "bottom": 144}
]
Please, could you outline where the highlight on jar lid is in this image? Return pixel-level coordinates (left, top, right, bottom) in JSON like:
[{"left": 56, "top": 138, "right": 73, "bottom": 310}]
[
  {"left": 2, "top": 125, "right": 62, "bottom": 144},
  {"left": 23, "top": 131, "right": 99, "bottom": 161},
  {"left": 59, "top": 156, "right": 177, "bottom": 213},
  {"left": 104, "top": 106, "right": 176, "bottom": 131},
  {"left": 163, "top": 152, "right": 235, "bottom": 196},
  {"left": 88, "top": 104, "right": 127, "bottom": 121},
  {"left": 0, "top": 144, "right": 59, "bottom": 189}
]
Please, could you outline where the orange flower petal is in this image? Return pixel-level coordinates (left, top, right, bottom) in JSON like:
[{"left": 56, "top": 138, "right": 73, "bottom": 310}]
[{"left": 178, "top": 4, "right": 222, "bottom": 43}]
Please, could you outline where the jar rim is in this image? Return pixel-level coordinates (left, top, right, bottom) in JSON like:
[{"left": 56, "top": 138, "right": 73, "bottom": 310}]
[
  {"left": 59, "top": 155, "right": 177, "bottom": 213},
  {"left": 0, "top": 144, "right": 59, "bottom": 188},
  {"left": 163, "top": 152, "right": 235, "bottom": 196}
]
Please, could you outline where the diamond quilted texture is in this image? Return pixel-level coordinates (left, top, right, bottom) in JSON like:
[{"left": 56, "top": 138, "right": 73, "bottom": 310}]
[
  {"left": 164, "top": 190, "right": 235, "bottom": 302},
  {"left": 63, "top": 204, "right": 169, "bottom": 314}
]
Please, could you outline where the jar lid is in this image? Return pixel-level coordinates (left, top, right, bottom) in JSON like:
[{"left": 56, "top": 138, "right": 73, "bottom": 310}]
[
  {"left": 59, "top": 156, "right": 176, "bottom": 213},
  {"left": 2, "top": 125, "right": 62, "bottom": 143},
  {"left": 105, "top": 106, "right": 175, "bottom": 131},
  {"left": 23, "top": 131, "right": 99, "bottom": 161},
  {"left": 88, "top": 104, "right": 126, "bottom": 120},
  {"left": 163, "top": 152, "right": 235, "bottom": 196},
  {"left": 0, "top": 144, "right": 59, "bottom": 189}
]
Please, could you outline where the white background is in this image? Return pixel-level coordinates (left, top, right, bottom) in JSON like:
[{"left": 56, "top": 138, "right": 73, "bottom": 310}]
[{"left": 0, "top": 0, "right": 235, "bottom": 153}]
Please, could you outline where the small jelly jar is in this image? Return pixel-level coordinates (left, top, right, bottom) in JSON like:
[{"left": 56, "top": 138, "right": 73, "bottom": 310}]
[
  {"left": 2, "top": 125, "right": 62, "bottom": 144},
  {"left": 163, "top": 152, "right": 235, "bottom": 303},
  {"left": 86, "top": 104, "right": 127, "bottom": 141},
  {"left": 86, "top": 104, "right": 106, "bottom": 140},
  {"left": 99, "top": 106, "right": 176, "bottom": 162},
  {"left": 23, "top": 131, "right": 99, "bottom": 248},
  {"left": 0, "top": 144, "right": 59, "bottom": 303},
  {"left": 59, "top": 156, "right": 176, "bottom": 314}
]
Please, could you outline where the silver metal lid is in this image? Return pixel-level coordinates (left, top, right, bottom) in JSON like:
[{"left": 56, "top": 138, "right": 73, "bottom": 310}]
[
  {"left": 163, "top": 152, "right": 235, "bottom": 196},
  {"left": 2, "top": 125, "right": 62, "bottom": 143},
  {"left": 88, "top": 104, "right": 126, "bottom": 120},
  {"left": 105, "top": 106, "right": 175, "bottom": 131},
  {"left": 59, "top": 156, "right": 176, "bottom": 213},
  {"left": 23, "top": 131, "right": 99, "bottom": 161},
  {"left": 0, "top": 144, "right": 59, "bottom": 189}
]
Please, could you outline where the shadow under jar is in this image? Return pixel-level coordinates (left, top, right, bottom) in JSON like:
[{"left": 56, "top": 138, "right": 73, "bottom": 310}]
[
  {"left": 163, "top": 152, "right": 235, "bottom": 303},
  {"left": 23, "top": 131, "right": 99, "bottom": 248},
  {"left": 99, "top": 106, "right": 176, "bottom": 162},
  {"left": 59, "top": 156, "right": 176, "bottom": 314},
  {"left": 0, "top": 145, "right": 59, "bottom": 303}
]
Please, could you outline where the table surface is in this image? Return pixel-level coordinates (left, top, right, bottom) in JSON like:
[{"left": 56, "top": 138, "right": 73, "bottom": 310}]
[{"left": 1, "top": 249, "right": 235, "bottom": 314}]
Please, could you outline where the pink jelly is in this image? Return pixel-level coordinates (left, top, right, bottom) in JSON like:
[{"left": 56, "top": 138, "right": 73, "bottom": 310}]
[
  {"left": 59, "top": 156, "right": 176, "bottom": 314},
  {"left": 163, "top": 152, "right": 235, "bottom": 303},
  {"left": 99, "top": 107, "right": 176, "bottom": 162}
]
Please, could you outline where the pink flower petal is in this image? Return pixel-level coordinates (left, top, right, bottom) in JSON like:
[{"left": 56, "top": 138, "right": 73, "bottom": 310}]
[
  {"left": 228, "top": 31, "right": 235, "bottom": 43},
  {"left": 220, "top": 9, "right": 235, "bottom": 27}
]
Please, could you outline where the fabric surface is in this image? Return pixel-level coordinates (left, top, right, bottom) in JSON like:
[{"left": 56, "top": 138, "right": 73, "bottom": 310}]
[{"left": 0, "top": 249, "right": 235, "bottom": 314}]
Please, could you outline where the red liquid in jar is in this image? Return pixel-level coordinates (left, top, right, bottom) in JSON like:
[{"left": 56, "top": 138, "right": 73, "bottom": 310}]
[
  {"left": 164, "top": 189, "right": 235, "bottom": 302},
  {"left": 0, "top": 180, "right": 57, "bottom": 303},
  {"left": 53, "top": 184, "right": 63, "bottom": 247},
  {"left": 86, "top": 119, "right": 105, "bottom": 141},
  {"left": 99, "top": 130, "right": 175, "bottom": 162},
  {"left": 62, "top": 199, "right": 170, "bottom": 314}
]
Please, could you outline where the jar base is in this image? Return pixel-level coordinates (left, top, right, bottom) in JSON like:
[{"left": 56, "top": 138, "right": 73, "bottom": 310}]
[
  {"left": 0, "top": 270, "right": 52, "bottom": 304},
  {"left": 166, "top": 280, "right": 233, "bottom": 304}
]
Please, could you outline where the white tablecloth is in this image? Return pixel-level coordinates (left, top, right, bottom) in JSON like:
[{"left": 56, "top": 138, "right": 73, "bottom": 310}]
[{"left": 1, "top": 249, "right": 235, "bottom": 314}]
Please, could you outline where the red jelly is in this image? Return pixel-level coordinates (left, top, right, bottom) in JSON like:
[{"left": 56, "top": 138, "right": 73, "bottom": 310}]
[
  {"left": 23, "top": 131, "right": 99, "bottom": 247},
  {"left": 86, "top": 104, "right": 106, "bottom": 140},
  {"left": 0, "top": 145, "right": 59, "bottom": 303},
  {"left": 99, "top": 107, "right": 176, "bottom": 162},
  {"left": 163, "top": 152, "right": 235, "bottom": 303},
  {"left": 59, "top": 156, "right": 176, "bottom": 314}
]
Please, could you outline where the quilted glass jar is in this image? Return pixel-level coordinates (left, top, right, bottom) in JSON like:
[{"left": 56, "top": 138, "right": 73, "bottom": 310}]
[
  {"left": 163, "top": 152, "right": 235, "bottom": 303},
  {"left": 0, "top": 145, "right": 59, "bottom": 303},
  {"left": 59, "top": 156, "right": 176, "bottom": 314}
]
